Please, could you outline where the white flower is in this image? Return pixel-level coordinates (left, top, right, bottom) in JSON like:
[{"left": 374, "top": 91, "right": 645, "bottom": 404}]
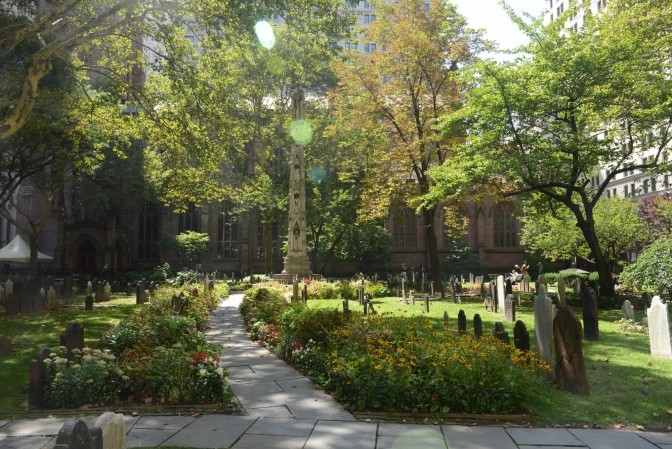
[{"left": 199, "top": 368, "right": 207, "bottom": 376}]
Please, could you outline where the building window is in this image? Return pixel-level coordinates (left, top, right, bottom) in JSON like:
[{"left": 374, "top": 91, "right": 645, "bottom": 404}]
[
  {"left": 138, "top": 202, "right": 160, "bottom": 259},
  {"left": 392, "top": 208, "right": 417, "bottom": 249},
  {"left": 345, "top": 41, "right": 357, "bottom": 51},
  {"left": 624, "top": 185, "right": 629, "bottom": 197},
  {"left": 218, "top": 201, "right": 239, "bottom": 259},
  {"left": 606, "top": 190, "right": 611, "bottom": 198},
  {"left": 630, "top": 182, "right": 636, "bottom": 196},
  {"left": 651, "top": 177, "right": 657, "bottom": 192},
  {"left": 364, "top": 43, "right": 377, "bottom": 53},
  {"left": 424, "top": 3, "right": 430, "bottom": 11},
  {"left": 363, "top": 13, "right": 376, "bottom": 24},
  {"left": 363, "top": 1, "right": 370, "bottom": 7},
  {"left": 177, "top": 204, "right": 199, "bottom": 234},
  {"left": 643, "top": 179, "right": 649, "bottom": 194},
  {"left": 493, "top": 203, "right": 517, "bottom": 248}
]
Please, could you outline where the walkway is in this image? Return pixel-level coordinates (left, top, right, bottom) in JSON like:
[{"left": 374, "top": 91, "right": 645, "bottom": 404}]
[{"left": 0, "top": 293, "right": 670, "bottom": 448}]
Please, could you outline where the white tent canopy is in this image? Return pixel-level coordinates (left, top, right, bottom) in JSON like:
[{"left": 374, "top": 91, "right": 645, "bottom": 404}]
[{"left": 0, "top": 235, "right": 54, "bottom": 264}]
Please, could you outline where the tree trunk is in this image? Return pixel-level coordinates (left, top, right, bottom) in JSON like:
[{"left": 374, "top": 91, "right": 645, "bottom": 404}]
[
  {"left": 28, "top": 232, "right": 39, "bottom": 279},
  {"left": 577, "top": 219, "right": 615, "bottom": 296},
  {"left": 421, "top": 206, "right": 444, "bottom": 298},
  {"left": 263, "top": 222, "right": 273, "bottom": 275}
]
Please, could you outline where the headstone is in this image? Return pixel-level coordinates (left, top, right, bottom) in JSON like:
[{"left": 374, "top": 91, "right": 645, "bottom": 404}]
[
  {"left": 492, "top": 322, "right": 510, "bottom": 345},
  {"left": 553, "top": 305, "right": 589, "bottom": 395},
  {"left": 557, "top": 278, "right": 566, "bottom": 305},
  {"left": 513, "top": 320, "right": 530, "bottom": 352},
  {"left": 292, "top": 279, "right": 299, "bottom": 303},
  {"left": 95, "top": 283, "right": 105, "bottom": 302},
  {"left": 443, "top": 310, "right": 449, "bottom": 326},
  {"left": 647, "top": 296, "right": 672, "bottom": 358},
  {"left": 302, "top": 284, "right": 308, "bottom": 304},
  {"left": 581, "top": 287, "right": 599, "bottom": 341},
  {"left": 62, "top": 276, "right": 74, "bottom": 298},
  {"left": 5, "top": 294, "right": 19, "bottom": 315},
  {"left": 86, "top": 281, "right": 93, "bottom": 296},
  {"left": 84, "top": 295, "right": 94, "bottom": 311},
  {"left": 126, "top": 283, "right": 133, "bottom": 296},
  {"left": 505, "top": 279, "right": 513, "bottom": 295},
  {"left": 60, "top": 323, "right": 84, "bottom": 360},
  {"left": 53, "top": 420, "right": 103, "bottom": 449},
  {"left": 0, "top": 284, "right": 4, "bottom": 301},
  {"left": 457, "top": 309, "right": 466, "bottom": 334},
  {"left": 489, "top": 282, "right": 497, "bottom": 312},
  {"left": 46, "top": 286, "right": 57, "bottom": 309},
  {"left": 479, "top": 282, "right": 486, "bottom": 300},
  {"left": 28, "top": 348, "right": 52, "bottom": 408},
  {"left": 5, "top": 279, "right": 13, "bottom": 297},
  {"left": 0, "top": 335, "right": 12, "bottom": 356},
  {"left": 503, "top": 293, "right": 515, "bottom": 322},
  {"left": 34, "top": 288, "right": 46, "bottom": 312},
  {"left": 104, "top": 282, "right": 111, "bottom": 301},
  {"left": 496, "top": 275, "right": 505, "bottom": 312},
  {"left": 534, "top": 285, "right": 554, "bottom": 366},
  {"left": 538, "top": 274, "right": 548, "bottom": 290},
  {"left": 203, "top": 274, "right": 210, "bottom": 292},
  {"left": 473, "top": 314, "right": 483, "bottom": 339},
  {"left": 642, "top": 292, "right": 653, "bottom": 310},
  {"left": 94, "top": 412, "right": 127, "bottom": 449},
  {"left": 622, "top": 299, "right": 635, "bottom": 321},
  {"left": 423, "top": 294, "right": 430, "bottom": 313},
  {"left": 135, "top": 282, "right": 146, "bottom": 305}
]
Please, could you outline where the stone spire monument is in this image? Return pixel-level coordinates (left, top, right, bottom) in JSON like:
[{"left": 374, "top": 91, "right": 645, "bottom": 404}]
[{"left": 280, "top": 88, "right": 312, "bottom": 277}]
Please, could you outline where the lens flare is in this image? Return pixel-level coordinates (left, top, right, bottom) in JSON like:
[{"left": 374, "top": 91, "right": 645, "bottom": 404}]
[
  {"left": 254, "top": 21, "right": 275, "bottom": 49},
  {"left": 290, "top": 120, "right": 313, "bottom": 145},
  {"left": 308, "top": 166, "right": 327, "bottom": 184},
  {"left": 266, "top": 55, "right": 286, "bottom": 75}
]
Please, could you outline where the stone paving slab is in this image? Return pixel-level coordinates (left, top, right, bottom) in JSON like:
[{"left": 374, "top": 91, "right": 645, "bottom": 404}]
[
  {"left": 0, "top": 419, "right": 9, "bottom": 429},
  {"left": 507, "top": 427, "right": 584, "bottom": 446},
  {"left": 637, "top": 432, "right": 672, "bottom": 445},
  {"left": 232, "top": 433, "right": 308, "bottom": 449},
  {"left": 569, "top": 429, "right": 661, "bottom": 449},
  {"left": 245, "top": 405, "right": 295, "bottom": 418},
  {"left": 303, "top": 421, "right": 377, "bottom": 449},
  {"left": 126, "top": 428, "right": 177, "bottom": 447},
  {"left": 245, "top": 417, "right": 316, "bottom": 436},
  {"left": 0, "top": 436, "right": 54, "bottom": 449},
  {"left": 378, "top": 423, "right": 443, "bottom": 436},
  {"left": 160, "top": 415, "right": 256, "bottom": 449},
  {"left": 0, "top": 418, "right": 68, "bottom": 437},
  {"left": 442, "top": 425, "right": 519, "bottom": 449},
  {"left": 377, "top": 434, "right": 448, "bottom": 449},
  {"left": 132, "top": 415, "right": 197, "bottom": 430}
]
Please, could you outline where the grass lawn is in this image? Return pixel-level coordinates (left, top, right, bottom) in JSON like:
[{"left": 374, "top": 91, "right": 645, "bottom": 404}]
[
  {"left": 307, "top": 295, "right": 672, "bottom": 430},
  {"left": 0, "top": 294, "right": 138, "bottom": 417}
]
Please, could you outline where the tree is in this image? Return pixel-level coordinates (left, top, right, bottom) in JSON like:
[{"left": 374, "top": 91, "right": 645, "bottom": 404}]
[
  {"left": 329, "top": 0, "right": 487, "bottom": 293},
  {"left": 637, "top": 193, "right": 672, "bottom": 239},
  {"left": 520, "top": 196, "right": 648, "bottom": 273},
  {"left": 431, "top": 0, "right": 672, "bottom": 296},
  {"left": 620, "top": 239, "right": 672, "bottom": 297},
  {"left": 175, "top": 231, "right": 210, "bottom": 261}
]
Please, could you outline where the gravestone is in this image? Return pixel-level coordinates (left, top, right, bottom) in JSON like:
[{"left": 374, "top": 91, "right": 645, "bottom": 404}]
[
  {"left": 479, "top": 282, "right": 487, "bottom": 300},
  {"left": 63, "top": 276, "right": 74, "bottom": 298},
  {"left": 46, "top": 286, "right": 57, "bottom": 310},
  {"left": 84, "top": 295, "right": 94, "bottom": 311},
  {"left": 647, "top": 296, "right": 672, "bottom": 358},
  {"left": 642, "top": 292, "right": 653, "bottom": 310},
  {"left": 489, "top": 282, "right": 497, "bottom": 312},
  {"left": 203, "top": 274, "right": 210, "bottom": 292},
  {"left": 302, "top": 284, "right": 308, "bottom": 304},
  {"left": 443, "top": 310, "right": 449, "bottom": 326},
  {"left": 496, "top": 275, "right": 505, "bottom": 312},
  {"left": 513, "top": 320, "right": 530, "bottom": 352},
  {"left": 492, "top": 322, "right": 510, "bottom": 345},
  {"left": 5, "top": 294, "right": 19, "bottom": 315},
  {"left": 505, "top": 279, "right": 513, "bottom": 295},
  {"left": 104, "top": 282, "right": 111, "bottom": 301},
  {"left": 0, "top": 284, "right": 4, "bottom": 301},
  {"left": 60, "top": 323, "right": 84, "bottom": 360},
  {"left": 5, "top": 279, "right": 13, "bottom": 297},
  {"left": 94, "top": 412, "right": 127, "bottom": 449},
  {"left": 622, "top": 299, "right": 635, "bottom": 321},
  {"left": 135, "top": 282, "right": 146, "bottom": 305},
  {"left": 86, "top": 281, "right": 93, "bottom": 296},
  {"left": 423, "top": 294, "right": 430, "bottom": 313},
  {"left": 553, "top": 305, "right": 589, "bottom": 395},
  {"left": 581, "top": 287, "right": 599, "bottom": 341},
  {"left": 95, "top": 283, "right": 105, "bottom": 302},
  {"left": 538, "top": 274, "right": 548, "bottom": 290},
  {"left": 34, "top": 288, "right": 46, "bottom": 312},
  {"left": 0, "top": 335, "right": 12, "bottom": 356},
  {"left": 54, "top": 420, "right": 103, "bottom": 449},
  {"left": 473, "top": 314, "right": 483, "bottom": 339},
  {"left": 457, "top": 309, "right": 466, "bottom": 334},
  {"left": 292, "top": 279, "right": 299, "bottom": 303},
  {"left": 534, "top": 285, "right": 554, "bottom": 366},
  {"left": 126, "top": 283, "right": 133, "bottom": 296},
  {"left": 504, "top": 294, "right": 516, "bottom": 322},
  {"left": 28, "top": 348, "right": 52, "bottom": 408},
  {"left": 557, "top": 278, "right": 566, "bottom": 305}
]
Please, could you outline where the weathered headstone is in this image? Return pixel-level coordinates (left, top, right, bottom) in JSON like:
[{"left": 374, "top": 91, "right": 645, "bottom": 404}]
[
  {"left": 84, "top": 295, "right": 94, "bottom": 311},
  {"left": 95, "top": 283, "right": 105, "bottom": 302},
  {"left": 505, "top": 278, "right": 513, "bottom": 295},
  {"left": 538, "top": 274, "right": 548, "bottom": 290},
  {"left": 479, "top": 282, "right": 487, "bottom": 300},
  {"left": 504, "top": 294, "right": 516, "bottom": 322},
  {"left": 553, "top": 305, "right": 589, "bottom": 395},
  {"left": 492, "top": 322, "right": 510, "bottom": 344},
  {"left": 94, "top": 412, "right": 127, "bottom": 449},
  {"left": 46, "top": 286, "right": 57, "bottom": 310},
  {"left": 135, "top": 282, "right": 146, "bottom": 305},
  {"left": 496, "top": 275, "right": 505, "bottom": 313},
  {"left": 489, "top": 282, "right": 497, "bottom": 312},
  {"left": 581, "top": 287, "right": 599, "bottom": 341},
  {"left": 647, "top": 296, "right": 672, "bottom": 358},
  {"left": 5, "top": 279, "right": 13, "bottom": 297},
  {"left": 513, "top": 320, "right": 530, "bottom": 352},
  {"left": 622, "top": 299, "right": 635, "bottom": 321},
  {"left": 86, "top": 281, "right": 93, "bottom": 296},
  {"left": 60, "top": 323, "right": 84, "bottom": 360},
  {"left": 0, "top": 335, "right": 12, "bottom": 356},
  {"left": 34, "top": 288, "right": 46, "bottom": 312},
  {"left": 28, "top": 348, "right": 52, "bottom": 408},
  {"left": 54, "top": 420, "right": 103, "bottom": 449},
  {"left": 473, "top": 314, "right": 483, "bottom": 339},
  {"left": 557, "top": 278, "right": 566, "bottom": 305},
  {"left": 534, "top": 285, "right": 553, "bottom": 366},
  {"left": 104, "top": 282, "right": 111, "bottom": 301},
  {"left": 126, "top": 282, "right": 133, "bottom": 296},
  {"left": 457, "top": 309, "right": 466, "bottom": 334}
]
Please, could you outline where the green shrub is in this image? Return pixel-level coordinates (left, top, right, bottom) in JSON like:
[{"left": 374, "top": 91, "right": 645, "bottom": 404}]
[
  {"left": 239, "top": 286, "right": 288, "bottom": 325},
  {"left": 364, "top": 282, "right": 392, "bottom": 298},
  {"left": 306, "top": 280, "right": 338, "bottom": 299},
  {"left": 336, "top": 281, "right": 356, "bottom": 300}
]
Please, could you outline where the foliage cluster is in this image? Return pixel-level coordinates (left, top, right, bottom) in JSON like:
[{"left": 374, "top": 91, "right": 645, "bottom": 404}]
[
  {"left": 620, "top": 239, "right": 672, "bottom": 295},
  {"left": 239, "top": 295, "right": 547, "bottom": 414},
  {"left": 42, "top": 285, "right": 230, "bottom": 408}
]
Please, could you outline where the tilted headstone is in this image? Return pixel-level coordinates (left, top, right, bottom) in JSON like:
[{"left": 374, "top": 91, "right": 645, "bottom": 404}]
[
  {"left": 0, "top": 335, "right": 12, "bottom": 356},
  {"left": 423, "top": 294, "right": 430, "bottom": 313},
  {"left": 504, "top": 294, "right": 516, "bottom": 322},
  {"left": 496, "top": 275, "right": 505, "bottom": 312},
  {"left": 513, "top": 320, "right": 530, "bottom": 352},
  {"left": 479, "top": 282, "right": 486, "bottom": 300},
  {"left": 492, "top": 322, "right": 510, "bottom": 345},
  {"left": 489, "top": 282, "right": 497, "bottom": 312},
  {"left": 60, "top": 323, "right": 84, "bottom": 360},
  {"left": 553, "top": 305, "right": 589, "bottom": 395},
  {"left": 581, "top": 287, "right": 599, "bottom": 341},
  {"left": 534, "top": 284, "right": 554, "bottom": 366},
  {"left": 557, "top": 278, "right": 566, "bottom": 305},
  {"left": 84, "top": 295, "right": 94, "bottom": 311},
  {"left": 28, "top": 348, "right": 52, "bottom": 408},
  {"left": 647, "top": 296, "right": 672, "bottom": 358},
  {"left": 94, "top": 412, "right": 127, "bottom": 449},
  {"left": 46, "top": 286, "right": 57, "bottom": 310},
  {"left": 54, "top": 419, "right": 103, "bottom": 449},
  {"left": 457, "top": 309, "right": 466, "bottom": 334},
  {"left": 473, "top": 314, "right": 483, "bottom": 339},
  {"left": 622, "top": 299, "right": 635, "bottom": 321}
]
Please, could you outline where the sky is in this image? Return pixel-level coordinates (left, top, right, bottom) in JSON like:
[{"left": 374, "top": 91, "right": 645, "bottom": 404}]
[{"left": 452, "top": 0, "right": 547, "bottom": 51}]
